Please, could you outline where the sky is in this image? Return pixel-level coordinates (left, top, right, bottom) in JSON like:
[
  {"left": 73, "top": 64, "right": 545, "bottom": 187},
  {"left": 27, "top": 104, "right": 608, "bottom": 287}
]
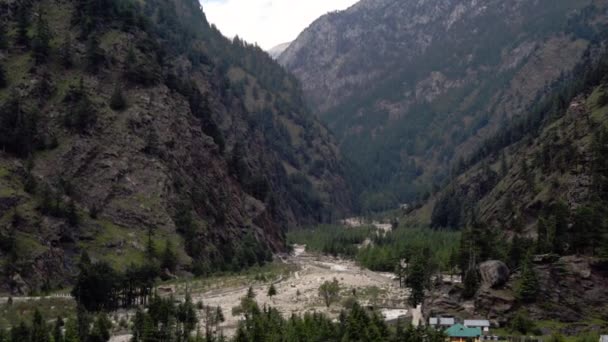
[{"left": 200, "top": 0, "right": 359, "bottom": 50}]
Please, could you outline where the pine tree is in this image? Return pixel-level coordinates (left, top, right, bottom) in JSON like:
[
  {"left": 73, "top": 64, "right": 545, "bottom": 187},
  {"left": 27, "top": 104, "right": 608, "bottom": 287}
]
[
  {"left": 31, "top": 309, "right": 50, "bottom": 342},
  {"left": 161, "top": 240, "right": 177, "bottom": 273},
  {"left": 64, "top": 318, "right": 79, "bottom": 342},
  {"left": 518, "top": 255, "right": 539, "bottom": 302},
  {"left": 536, "top": 217, "right": 551, "bottom": 254},
  {"left": 462, "top": 268, "right": 479, "bottom": 299},
  {"left": 86, "top": 36, "right": 104, "bottom": 71},
  {"left": 146, "top": 228, "right": 156, "bottom": 260},
  {"left": 59, "top": 34, "right": 74, "bottom": 68},
  {"left": 16, "top": 5, "right": 30, "bottom": 47},
  {"left": 0, "top": 63, "right": 6, "bottom": 89},
  {"left": 0, "top": 23, "right": 7, "bottom": 49},
  {"left": 407, "top": 257, "right": 426, "bottom": 306},
  {"left": 67, "top": 201, "right": 79, "bottom": 227},
  {"left": 53, "top": 317, "right": 64, "bottom": 342},
  {"left": 267, "top": 284, "right": 277, "bottom": 299},
  {"left": 500, "top": 151, "right": 508, "bottom": 177},
  {"left": 32, "top": 11, "right": 52, "bottom": 64},
  {"left": 109, "top": 84, "right": 127, "bottom": 111}
]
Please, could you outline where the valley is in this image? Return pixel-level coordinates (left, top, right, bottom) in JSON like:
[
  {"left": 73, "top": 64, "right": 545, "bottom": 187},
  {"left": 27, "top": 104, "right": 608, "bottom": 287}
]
[{"left": 1, "top": 0, "right": 608, "bottom": 340}]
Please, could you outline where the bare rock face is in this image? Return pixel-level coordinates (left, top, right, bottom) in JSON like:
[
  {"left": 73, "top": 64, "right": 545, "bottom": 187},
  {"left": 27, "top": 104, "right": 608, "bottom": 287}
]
[{"left": 478, "top": 260, "right": 510, "bottom": 289}]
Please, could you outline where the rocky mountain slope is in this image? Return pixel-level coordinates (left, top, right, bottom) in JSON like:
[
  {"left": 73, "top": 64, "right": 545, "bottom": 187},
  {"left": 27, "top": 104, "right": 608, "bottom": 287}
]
[
  {"left": 267, "top": 42, "right": 290, "bottom": 59},
  {"left": 414, "top": 47, "right": 608, "bottom": 331},
  {"left": 279, "top": 0, "right": 608, "bottom": 211},
  {"left": 0, "top": 0, "right": 351, "bottom": 293}
]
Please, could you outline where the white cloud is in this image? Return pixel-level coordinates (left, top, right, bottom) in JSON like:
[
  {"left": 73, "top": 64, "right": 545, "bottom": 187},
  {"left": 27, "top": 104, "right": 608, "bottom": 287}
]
[{"left": 200, "top": 0, "right": 359, "bottom": 50}]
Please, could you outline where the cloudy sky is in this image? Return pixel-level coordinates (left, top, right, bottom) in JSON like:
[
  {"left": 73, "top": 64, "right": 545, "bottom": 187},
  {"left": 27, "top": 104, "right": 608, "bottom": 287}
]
[{"left": 200, "top": 0, "right": 359, "bottom": 50}]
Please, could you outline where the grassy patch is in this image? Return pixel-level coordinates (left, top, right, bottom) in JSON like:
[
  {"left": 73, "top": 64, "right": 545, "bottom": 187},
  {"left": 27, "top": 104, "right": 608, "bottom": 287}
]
[
  {"left": 162, "top": 261, "right": 299, "bottom": 296},
  {"left": 0, "top": 297, "right": 76, "bottom": 329}
]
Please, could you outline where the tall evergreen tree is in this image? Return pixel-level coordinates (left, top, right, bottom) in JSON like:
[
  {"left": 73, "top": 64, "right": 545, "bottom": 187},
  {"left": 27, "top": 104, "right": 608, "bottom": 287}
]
[
  {"left": 0, "top": 23, "right": 7, "bottom": 49},
  {"left": 32, "top": 11, "right": 52, "bottom": 64},
  {"left": 59, "top": 34, "right": 74, "bottom": 68},
  {"left": 161, "top": 240, "right": 177, "bottom": 273},
  {"left": 407, "top": 256, "right": 426, "bottom": 306},
  {"left": 109, "top": 83, "right": 127, "bottom": 111},
  {"left": 16, "top": 4, "right": 30, "bottom": 47},
  {"left": 0, "top": 63, "right": 6, "bottom": 89},
  {"left": 518, "top": 255, "right": 539, "bottom": 302},
  {"left": 462, "top": 268, "right": 479, "bottom": 299}
]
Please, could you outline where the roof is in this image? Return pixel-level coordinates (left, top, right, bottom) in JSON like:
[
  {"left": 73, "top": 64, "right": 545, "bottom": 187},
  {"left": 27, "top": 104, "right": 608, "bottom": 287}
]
[
  {"left": 429, "top": 317, "right": 455, "bottom": 325},
  {"left": 464, "top": 319, "right": 490, "bottom": 327},
  {"left": 445, "top": 324, "right": 482, "bottom": 338}
]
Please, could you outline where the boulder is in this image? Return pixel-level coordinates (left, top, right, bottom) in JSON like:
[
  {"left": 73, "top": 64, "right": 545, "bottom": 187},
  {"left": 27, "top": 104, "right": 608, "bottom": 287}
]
[{"left": 478, "top": 260, "right": 510, "bottom": 288}]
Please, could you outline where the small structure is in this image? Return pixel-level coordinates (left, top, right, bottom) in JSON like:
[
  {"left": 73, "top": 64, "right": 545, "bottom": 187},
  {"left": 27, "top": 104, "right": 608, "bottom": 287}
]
[
  {"left": 464, "top": 319, "right": 490, "bottom": 334},
  {"left": 445, "top": 324, "right": 482, "bottom": 342},
  {"left": 600, "top": 335, "right": 608, "bottom": 342},
  {"left": 429, "top": 317, "right": 455, "bottom": 329}
]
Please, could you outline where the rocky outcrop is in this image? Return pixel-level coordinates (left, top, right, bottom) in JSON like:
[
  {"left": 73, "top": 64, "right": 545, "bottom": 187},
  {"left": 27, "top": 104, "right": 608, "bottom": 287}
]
[
  {"left": 478, "top": 260, "right": 510, "bottom": 289},
  {"left": 426, "top": 256, "right": 608, "bottom": 333}
]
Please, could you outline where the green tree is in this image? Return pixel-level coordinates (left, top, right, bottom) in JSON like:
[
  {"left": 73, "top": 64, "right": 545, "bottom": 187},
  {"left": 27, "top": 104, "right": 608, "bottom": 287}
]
[
  {"left": 53, "top": 316, "right": 64, "bottom": 342},
  {"left": 463, "top": 268, "right": 479, "bottom": 299},
  {"left": 407, "top": 257, "right": 426, "bottom": 306},
  {"left": 536, "top": 217, "right": 552, "bottom": 254},
  {"left": 598, "top": 88, "right": 608, "bottom": 108},
  {"left": 518, "top": 255, "right": 539, "bottom": 302},
  {"left": 88, "top": 313, "right": 111, "bottom": 342},
  {"left": 0, "top": 63, "right": 6, "bottom": 89},
  {"left": 59, "top": 34, "right": 74, "bottom": 68},
  {"left": 31, "top": 309, "right": 50, "bottom": 342},
  {"left": 85, "top": 36, "right": 104, "bottom": 71},
  {"left": 67, "top": 201, "right": 79, "bottom": 227},
  {"left": 32, "top": 11, "right": 52, "bottom": 64},
  {"left": 64, "top": 319, "right": 79, "bottom": 342},
  {"left": 267, "top": 284, "right": 277, "bottom": 299},
  {"left": 161, "top": 240, "right": 177, "bottom": 273},
  {"left": 16, "top": 4, "right": 30, "bottom": 47},
  {"left": 318, "top": 278, "right": 340, "bottom": 308},
  {"left": 0, "top": 23, "right": 7, "bottom": 49},
  {"left": 109, "top": 84, "right": 127, "bottom": 111}
]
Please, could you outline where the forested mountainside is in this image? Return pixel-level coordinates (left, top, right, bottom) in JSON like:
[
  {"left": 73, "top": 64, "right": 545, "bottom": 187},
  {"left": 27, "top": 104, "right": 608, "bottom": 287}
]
[
  {"left": 0, "top": 0, "right": 351, "bottom": 293},
  {"left": 413, "top": 50, "right": 608, "bottom": 325},
  {"left": 279, "top": 0, "right": 608, "bottom": 212}
]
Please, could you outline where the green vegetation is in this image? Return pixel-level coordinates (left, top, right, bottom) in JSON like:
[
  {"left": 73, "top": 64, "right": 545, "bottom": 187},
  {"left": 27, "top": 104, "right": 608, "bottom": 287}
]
[
  {"left": 287, "top": 224, "right": 372, "bottom": 257},
  {"left": 109, "top": 84, "right": 127, "bottom": 111},
  {"left": 318, "top": 278, "right": 340, "bottom": 308},
  {"left": 288, "top": 225, "right": 460, "bottom": 273}
]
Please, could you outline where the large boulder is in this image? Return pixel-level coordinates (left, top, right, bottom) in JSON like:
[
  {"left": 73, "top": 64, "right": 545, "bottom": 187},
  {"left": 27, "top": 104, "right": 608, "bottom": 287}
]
[{"left": 478, "top": 260, "right": 510, "bottom": 288}]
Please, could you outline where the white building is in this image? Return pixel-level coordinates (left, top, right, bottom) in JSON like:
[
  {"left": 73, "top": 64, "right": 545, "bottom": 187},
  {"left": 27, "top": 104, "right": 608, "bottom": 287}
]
[
  {"left": 464, "top": 319, "right": 491, "bottom": 334},
  {"left": 429, "top": 317, "right": 455, "bottom": 329}
]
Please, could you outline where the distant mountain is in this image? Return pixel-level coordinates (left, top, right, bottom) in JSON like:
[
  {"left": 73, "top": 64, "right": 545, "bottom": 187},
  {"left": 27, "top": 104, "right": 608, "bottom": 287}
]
[
  {"left": 279, "top": 0, "right": 608, "bottom": 211},
  {"left": 0, "top": 0, "right": 351, "bottom": 293},
  {"left": 268, "top": 42, "right": 291, "bottom": 59}
]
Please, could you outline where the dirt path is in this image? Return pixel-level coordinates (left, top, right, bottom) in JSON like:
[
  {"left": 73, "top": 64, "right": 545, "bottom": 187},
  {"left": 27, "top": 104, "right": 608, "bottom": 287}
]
[{"left": 193, "top": 246, "right": 412, "bottom": 338}]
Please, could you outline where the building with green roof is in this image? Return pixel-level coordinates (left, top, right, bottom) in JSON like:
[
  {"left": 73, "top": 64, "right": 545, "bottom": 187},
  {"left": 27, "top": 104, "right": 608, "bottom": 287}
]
[{"left": 445, "top": 323, "right": 482, "bottom": 342}]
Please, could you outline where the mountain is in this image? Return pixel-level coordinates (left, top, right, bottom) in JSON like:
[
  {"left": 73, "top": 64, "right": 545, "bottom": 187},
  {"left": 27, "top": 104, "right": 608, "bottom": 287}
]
[
  {"left": 279, "top": 0, "right": 608, "bottom": 212},
  {"left": 267, "top": 42, "right": 291, "bottom": 59},
  {"left": 416, "top": 51, "right": 608, "bottom": 326},
  {"left": 0, "top": 0, "right": 351, "bottom": 293}
]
